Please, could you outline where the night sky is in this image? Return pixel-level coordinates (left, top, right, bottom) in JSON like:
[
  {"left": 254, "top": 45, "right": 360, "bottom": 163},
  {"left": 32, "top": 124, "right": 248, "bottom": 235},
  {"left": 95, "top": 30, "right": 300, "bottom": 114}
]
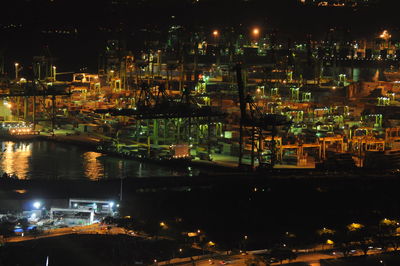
[{"left": 0, "top": 0, "right": 398, "bottom": 73}]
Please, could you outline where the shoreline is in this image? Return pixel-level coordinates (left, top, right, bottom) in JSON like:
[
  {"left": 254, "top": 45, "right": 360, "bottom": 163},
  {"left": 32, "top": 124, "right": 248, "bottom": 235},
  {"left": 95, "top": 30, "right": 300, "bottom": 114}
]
[
  {"left": 1, "top": 135, "right": 399, "bottom": 181},
  {"left": 0, "top": 167, "right": 397, "bottom": 204},
  {"left": 1, "top": 134, "right": 244, "bottom": 175}
]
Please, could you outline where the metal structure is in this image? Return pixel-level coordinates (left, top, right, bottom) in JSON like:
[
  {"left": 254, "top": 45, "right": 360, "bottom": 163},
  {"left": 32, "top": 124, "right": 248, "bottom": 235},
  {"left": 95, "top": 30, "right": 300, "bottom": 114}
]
[
  {"left": 0, "top": 80, "right": 71, "bottom": 131},
  {"left": 96, "top": 80, "right": 225, "bottom": 159},
  {"left": 236, "top": 63, "right": 291, "bottom": 169}
]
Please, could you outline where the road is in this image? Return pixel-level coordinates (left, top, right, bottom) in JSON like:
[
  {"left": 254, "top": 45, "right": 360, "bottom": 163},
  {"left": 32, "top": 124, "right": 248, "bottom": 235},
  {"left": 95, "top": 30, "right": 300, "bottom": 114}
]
[
  {"left": 175, "top": 249, "right": 385, "bottom": 266},
  {"left": 3, "top": 224, "right": 387, "bottom": 266},
  {"left": 4, "top": 223, "right": 129, "bottom": 243}
]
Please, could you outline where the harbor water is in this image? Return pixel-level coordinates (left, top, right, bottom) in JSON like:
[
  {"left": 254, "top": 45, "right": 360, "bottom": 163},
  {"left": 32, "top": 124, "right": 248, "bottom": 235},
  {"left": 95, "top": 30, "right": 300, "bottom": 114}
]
[{"left": 0, "top": 140, "right": 198, "bottom": 180}]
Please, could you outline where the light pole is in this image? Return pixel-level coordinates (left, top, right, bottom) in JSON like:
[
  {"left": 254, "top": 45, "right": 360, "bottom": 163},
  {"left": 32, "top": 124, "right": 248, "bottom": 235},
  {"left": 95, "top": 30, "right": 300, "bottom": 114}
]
[
  {"left": 212, "top": 30, "right": 220, "bottom": 75},
  {"left": 252, "top": 28, "right": 260, "bottom": 37},
  {"left": 243, "top": 235, "right": 248, "bottom": 252},
  {"left": 212, "top": 30, "right": 219, "bottom": 42},
  {"left": 15, "top": 63, "right": 19, "bottom": 81},
  {"left": 53, "top": 66, "right": 57, "bottom": 81},
  {"left": 251, "top": 27, "right": 260, "bottom": 48},
  {"left": 120, "top": 176, "right": 124, "bottom": 201},
  {"left": 252, "top": 28, "right": 260, "bottom": 38}
]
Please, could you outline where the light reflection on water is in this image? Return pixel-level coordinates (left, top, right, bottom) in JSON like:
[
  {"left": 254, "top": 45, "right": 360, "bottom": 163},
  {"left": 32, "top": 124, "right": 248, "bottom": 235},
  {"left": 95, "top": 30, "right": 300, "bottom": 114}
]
[
  {"left": 1, "top": 141, "right": 32, "bottom": 179},
  {"left": 82, "top": 151, "right": 104, "bottom": 181},
  {"left": 0, "top": 140, "right": 196, "bottom": 180}
]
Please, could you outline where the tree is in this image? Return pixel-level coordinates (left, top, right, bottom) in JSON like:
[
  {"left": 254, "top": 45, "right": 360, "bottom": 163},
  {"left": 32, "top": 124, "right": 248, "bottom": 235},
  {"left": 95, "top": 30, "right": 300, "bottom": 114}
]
[
  {"left": 376, "top": 218, "right": 400, "bottom": 251},
  {"left": 28, "top": 227, "right": 43, "bottom": 238},
  {"left": 333, "top": 229, "right": 357, "bottom": 257},
  {"left": 316, "top": 227, "right": 336, "bottom": 248},
  {"left": 17, "top": 218, "right": 29, "bottom": 232},
  {"left": 281, "top": 231, "right": 298, "bottom": 250},
  {"left": 334, "top": 223, "right": 375, "bottom": 257},
  {"left": 268, "top": 247, "right": 297, "bottom": 265},
  {"left": 245, "top": 255, "right": 269, "bottom": 266},
  {"left": 350, "top": 226, "right": 374, "bottom": 256},
  {"left": 0, "top": 221, "right": 15, "bottom": 238},
  {"left": 380, "top": 218, "right": 398, "bottom": 236},
  {"left": 386, "top": 235, "right": 400, "bottom": 251}
]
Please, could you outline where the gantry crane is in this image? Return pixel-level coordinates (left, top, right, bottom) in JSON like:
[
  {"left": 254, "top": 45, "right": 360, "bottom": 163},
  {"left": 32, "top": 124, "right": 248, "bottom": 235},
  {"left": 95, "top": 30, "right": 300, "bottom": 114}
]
[{"left": 236, "top": 63, "right": 291, "bottom": 170}]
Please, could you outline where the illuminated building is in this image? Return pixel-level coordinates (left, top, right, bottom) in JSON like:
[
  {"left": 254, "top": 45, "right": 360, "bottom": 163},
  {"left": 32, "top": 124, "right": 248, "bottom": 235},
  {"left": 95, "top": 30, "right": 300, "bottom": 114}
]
[{"left": 299, "top": 0, "right": 380, "bottom": 7}]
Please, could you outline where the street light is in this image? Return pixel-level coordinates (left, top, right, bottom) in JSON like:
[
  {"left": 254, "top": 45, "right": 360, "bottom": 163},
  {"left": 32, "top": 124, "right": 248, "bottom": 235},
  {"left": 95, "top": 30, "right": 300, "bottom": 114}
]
[
  {"left": 252, "top": 27, "right": 260, "bottom": 38},
  {"left": 53, "top": 66, "right": 57, "bottom": 81},
  {"left": 212, "top": 30, "right": 220, "bottom": 47},
  {"left": 212, "top": 30, "right": 219, "bottom": 37},
  {"left": 251, "top": 28, "right": 260, "bottom": 47},
  {"left": 15, "top": 63, "right": 19, "bottom": 81}
]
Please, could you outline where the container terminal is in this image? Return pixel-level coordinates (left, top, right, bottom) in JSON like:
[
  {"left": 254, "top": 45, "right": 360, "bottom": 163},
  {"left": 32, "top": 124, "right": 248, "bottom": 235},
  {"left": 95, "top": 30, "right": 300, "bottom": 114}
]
[{"left": 2, "top": 30, "right": 400, "bottom": 172}]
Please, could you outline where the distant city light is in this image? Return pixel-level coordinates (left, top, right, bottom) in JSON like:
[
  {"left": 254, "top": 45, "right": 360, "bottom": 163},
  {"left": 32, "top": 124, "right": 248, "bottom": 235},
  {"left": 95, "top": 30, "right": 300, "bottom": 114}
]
[
  {"left": 379, "top": 30, "right": 391, "bottom": 41},
  {"left": 252, "top": 28, "right": 260, "bottom": 37},
  {"left": 33, "top": 201, "right": 41, "bottom": 209}
]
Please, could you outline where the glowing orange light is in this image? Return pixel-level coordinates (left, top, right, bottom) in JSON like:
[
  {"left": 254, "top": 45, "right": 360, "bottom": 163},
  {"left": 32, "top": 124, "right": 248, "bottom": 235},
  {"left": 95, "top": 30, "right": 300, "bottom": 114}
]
[
  {"left": 380, "top": 30, "right": 391, "bottom": 41},
  {"left": 252, "top": 28, "right": 260, "bottom": 36}
]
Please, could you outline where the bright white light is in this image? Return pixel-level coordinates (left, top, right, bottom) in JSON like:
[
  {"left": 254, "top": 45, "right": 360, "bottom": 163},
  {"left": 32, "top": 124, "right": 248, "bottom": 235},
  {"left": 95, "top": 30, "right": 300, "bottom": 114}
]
[
  {"left": 109, "top": 202, "right": 114, "bottom": 208},
  {"left": 33, "top": 201, "right": 41, "bottom": 209}
]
